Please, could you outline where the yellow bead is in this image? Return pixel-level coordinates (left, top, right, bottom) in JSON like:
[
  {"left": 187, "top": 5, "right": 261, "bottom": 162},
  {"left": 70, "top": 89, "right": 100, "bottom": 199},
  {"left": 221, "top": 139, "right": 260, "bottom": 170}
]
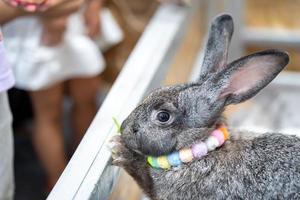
[
  {"left": 179, "top": 148, "right": 194, "bottom": 163},
  {"left": 157, "top": 156, "right": 171, "bottom": 169}
]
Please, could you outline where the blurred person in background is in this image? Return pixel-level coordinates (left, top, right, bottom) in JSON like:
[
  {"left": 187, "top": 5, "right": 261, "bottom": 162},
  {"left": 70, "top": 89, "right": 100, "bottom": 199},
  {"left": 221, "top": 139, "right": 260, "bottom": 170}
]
[
  {"left": 0, "top": 0, "right": 85, "bottom": 199},
  {"left": 2, "top": 0, "right": 105, "bottom": 190}
]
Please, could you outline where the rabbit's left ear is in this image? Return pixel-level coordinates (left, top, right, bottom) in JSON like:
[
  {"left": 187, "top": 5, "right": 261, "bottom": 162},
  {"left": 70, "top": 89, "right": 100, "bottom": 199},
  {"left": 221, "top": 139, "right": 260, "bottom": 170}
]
[
  {"left": 200, "top": 14, "right": 234, "bottom": 79},
  {"left": 215, "top": 49, "right": 289, "bottom": 105}
]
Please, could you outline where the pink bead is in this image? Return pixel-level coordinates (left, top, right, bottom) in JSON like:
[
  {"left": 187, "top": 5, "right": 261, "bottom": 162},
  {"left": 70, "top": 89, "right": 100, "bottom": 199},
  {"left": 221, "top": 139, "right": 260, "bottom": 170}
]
[
  {"left": 211, "top": 129, "right": 225, "bottom": 145},
  {"left": 191, "top": 142, "right": 208, "bottom": 159}
]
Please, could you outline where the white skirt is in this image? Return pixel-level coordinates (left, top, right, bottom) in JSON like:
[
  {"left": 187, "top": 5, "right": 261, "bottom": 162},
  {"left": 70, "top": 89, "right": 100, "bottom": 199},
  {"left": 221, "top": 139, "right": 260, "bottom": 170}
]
[{"left": 2, "top": 12, "right": 112, "bottom": 91}]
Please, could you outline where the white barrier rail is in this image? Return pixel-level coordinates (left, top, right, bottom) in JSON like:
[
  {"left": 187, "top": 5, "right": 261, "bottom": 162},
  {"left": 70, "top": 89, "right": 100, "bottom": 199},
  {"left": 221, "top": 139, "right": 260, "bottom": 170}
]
[{"left": 47, "top": 2, "right": 196, "bottom": 200}]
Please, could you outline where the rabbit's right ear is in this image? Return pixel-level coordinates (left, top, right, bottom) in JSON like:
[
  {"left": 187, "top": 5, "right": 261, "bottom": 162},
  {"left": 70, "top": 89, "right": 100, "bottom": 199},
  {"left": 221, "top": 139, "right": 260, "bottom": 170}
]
[
  {"left": 214, "top": 49, "right": 289, "bottom": 106},
  {"left": 200, "top": 14, "right": 234, "bottom": 79}
]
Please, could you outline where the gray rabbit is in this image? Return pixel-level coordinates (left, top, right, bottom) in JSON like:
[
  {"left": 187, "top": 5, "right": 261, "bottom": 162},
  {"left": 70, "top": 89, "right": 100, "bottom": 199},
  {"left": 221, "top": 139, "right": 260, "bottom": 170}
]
[{"left": 109, "top": 14, "right": 300, "bottom": 200}]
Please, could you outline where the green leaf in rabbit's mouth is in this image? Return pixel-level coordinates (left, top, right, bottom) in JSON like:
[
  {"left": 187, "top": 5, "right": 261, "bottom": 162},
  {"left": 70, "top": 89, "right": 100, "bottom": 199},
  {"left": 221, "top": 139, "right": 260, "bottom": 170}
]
[{"left": 113, "top": 117, "right": 122, "bottom": 134}]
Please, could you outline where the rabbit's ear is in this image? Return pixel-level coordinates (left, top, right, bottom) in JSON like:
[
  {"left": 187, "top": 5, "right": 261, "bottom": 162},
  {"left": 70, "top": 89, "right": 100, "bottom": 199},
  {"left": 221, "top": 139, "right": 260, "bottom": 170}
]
[
  {"left": 200, "top": 14, "right": 234, "bottom": 78},
  {"left": 216, "top": 49, "right": 289, "bottom": 105}
]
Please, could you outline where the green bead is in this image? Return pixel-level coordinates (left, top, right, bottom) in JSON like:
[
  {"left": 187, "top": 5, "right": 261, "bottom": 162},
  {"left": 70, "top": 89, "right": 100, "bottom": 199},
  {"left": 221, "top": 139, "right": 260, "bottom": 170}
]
[{"left": 147, "top": 156, "right": 160, "bottom": 168}]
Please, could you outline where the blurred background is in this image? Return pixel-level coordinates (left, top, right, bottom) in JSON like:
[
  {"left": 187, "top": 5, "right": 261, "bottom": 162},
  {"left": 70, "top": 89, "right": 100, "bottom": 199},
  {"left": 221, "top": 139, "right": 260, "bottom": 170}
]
[{"left": 2, "top": 0, "right": 300, "bottom": 199}]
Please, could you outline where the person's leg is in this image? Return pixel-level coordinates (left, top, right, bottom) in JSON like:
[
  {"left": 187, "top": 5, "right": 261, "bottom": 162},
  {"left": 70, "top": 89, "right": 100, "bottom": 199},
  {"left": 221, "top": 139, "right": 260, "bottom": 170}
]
[
  {"left": 0, "top": 92, "right": 14, "bottom": 200},
  {"left": 68, "top": 77, "right": 99, "bottom": 147},
  {"left": 29, "top": 84, "right": 66, "bottom": 187}
]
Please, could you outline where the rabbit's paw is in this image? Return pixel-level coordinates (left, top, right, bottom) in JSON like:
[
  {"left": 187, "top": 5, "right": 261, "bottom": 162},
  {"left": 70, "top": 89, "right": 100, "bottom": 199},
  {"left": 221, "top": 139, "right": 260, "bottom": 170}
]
[{"left": 109, "top": 135, "right": 135, "bottom": 166}]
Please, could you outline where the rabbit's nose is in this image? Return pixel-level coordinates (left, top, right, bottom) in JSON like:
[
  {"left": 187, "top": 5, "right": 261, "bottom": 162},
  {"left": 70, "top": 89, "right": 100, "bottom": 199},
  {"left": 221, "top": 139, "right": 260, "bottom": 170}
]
[
  {"left": 132, "top": 124, "right": 140, "bottom": 133},
  {"left": 121, "top": 118, "right": 140, "bottom": 134}
]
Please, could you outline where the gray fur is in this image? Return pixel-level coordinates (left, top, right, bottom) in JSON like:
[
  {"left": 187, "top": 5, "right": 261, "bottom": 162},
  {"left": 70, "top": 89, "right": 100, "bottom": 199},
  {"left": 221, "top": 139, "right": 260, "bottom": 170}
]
[{"left": 110, "top": 14, "right": 299, "bottom": 199}]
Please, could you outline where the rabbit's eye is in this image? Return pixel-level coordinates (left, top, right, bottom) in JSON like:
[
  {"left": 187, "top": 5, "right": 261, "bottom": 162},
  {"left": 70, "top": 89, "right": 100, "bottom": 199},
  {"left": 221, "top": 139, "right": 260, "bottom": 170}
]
[{"left": 156, "top": 111, "right": 170, "bottom": 123}]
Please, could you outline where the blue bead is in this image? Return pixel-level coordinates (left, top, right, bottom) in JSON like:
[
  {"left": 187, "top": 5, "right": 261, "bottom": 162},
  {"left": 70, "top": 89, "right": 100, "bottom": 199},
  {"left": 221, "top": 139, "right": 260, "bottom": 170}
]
[{"left": 167, "top": 152, "right": 182, "bottom": 166}]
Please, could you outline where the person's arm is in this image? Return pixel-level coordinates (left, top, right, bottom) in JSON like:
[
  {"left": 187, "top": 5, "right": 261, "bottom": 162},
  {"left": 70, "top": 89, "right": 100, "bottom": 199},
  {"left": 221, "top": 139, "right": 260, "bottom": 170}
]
[
  {"left": 0, "top": 0, "right": 85, "bottom": 25},
  {"left": 0, "top": 1, "right": 27, "bottom": 25},
  {"left": 39, "top": 0, "right": 85, "bottom": 19},
  {"left": 84, "top": 0, "right": 104, "bottom": 38},
  {"left": 41, "top": 16, "right": 68, "bottom": 46}
]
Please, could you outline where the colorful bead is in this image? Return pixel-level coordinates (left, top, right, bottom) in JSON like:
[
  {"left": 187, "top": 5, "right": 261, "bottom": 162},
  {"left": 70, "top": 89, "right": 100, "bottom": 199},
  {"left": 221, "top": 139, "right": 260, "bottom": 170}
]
[
  {"left": 191, "top": 142, "right": 208, "bottom": 159},
  {"left": 147, "top": 156, "right": 154, "bottom": 167},
  {"left": 219, "top": 126, "right": 229, "bottom": 140},
  {"left": 211, "top": 129, "right": 225, "bottom": 145},
  {"left": 147, "top": 156, "right": 160, "bottom": 168},
  {"left": 205, "top": 136, "right": 219, "bottom": 151},
  {"left": 167, "top": 152, "right": 182, "bottom": 166},
  {"left": 157, "top": 156, "right": 171, "bottom": 169},
  {"left": 179, "top": 148, "right": 194, "bottom": 163}
]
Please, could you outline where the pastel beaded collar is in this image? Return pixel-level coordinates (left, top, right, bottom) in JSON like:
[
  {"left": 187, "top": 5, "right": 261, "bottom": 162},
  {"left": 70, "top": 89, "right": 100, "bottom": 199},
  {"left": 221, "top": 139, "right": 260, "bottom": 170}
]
[{"left": 147, "top": 125, "right": 229, "bottom": 169}]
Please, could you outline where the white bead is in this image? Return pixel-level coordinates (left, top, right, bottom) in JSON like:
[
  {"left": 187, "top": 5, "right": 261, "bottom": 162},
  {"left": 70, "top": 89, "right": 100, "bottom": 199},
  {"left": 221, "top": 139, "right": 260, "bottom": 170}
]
[{"left": 205, "top": 136, "right": 220, "bottom": 151}]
